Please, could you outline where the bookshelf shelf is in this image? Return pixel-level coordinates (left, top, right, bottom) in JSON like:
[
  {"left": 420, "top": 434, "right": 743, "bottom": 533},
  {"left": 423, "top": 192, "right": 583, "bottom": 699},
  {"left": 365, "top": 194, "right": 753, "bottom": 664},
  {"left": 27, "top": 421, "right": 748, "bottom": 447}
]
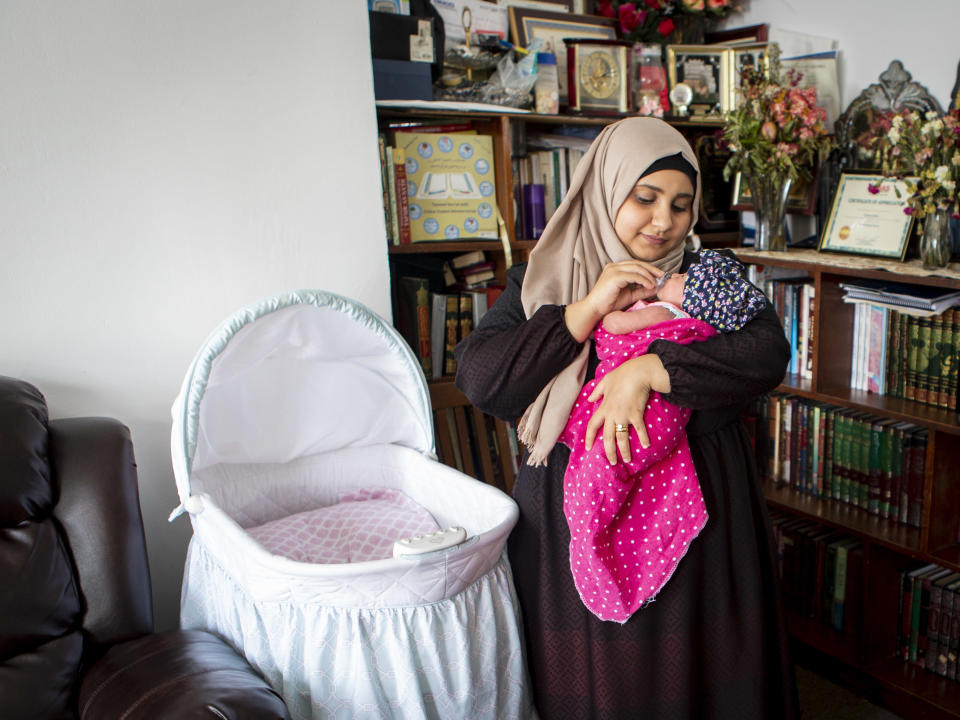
[
  {"left": 787, "top": 612, "right": 860, "bottom": 667},
  {"left": 866, "top": 657, "right": 960, "bottom": 720},
  {"left": 798, "top": 385, "right": 960, "bottom": 436},
  {"left": 389, "top": 241, "right": 512, "bottom": 254},
  {"left": 764, "top": 483, "right": 923, "bottom": 555}
]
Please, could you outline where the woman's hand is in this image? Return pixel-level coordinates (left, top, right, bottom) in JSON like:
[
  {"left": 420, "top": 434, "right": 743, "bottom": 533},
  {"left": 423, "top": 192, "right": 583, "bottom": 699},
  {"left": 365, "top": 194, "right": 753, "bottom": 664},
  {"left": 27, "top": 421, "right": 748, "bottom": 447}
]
[
  {"left": 584, "top": 354, "right": 671, "bottom": 465},
  {"left": 564, "top": 260, "right": 663, "bottom": 343}
]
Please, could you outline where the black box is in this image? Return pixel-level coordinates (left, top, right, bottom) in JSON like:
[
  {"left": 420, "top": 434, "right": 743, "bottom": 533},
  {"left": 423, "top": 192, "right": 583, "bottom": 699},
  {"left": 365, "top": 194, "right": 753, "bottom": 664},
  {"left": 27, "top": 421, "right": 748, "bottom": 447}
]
[
  {"left": 369, "top": 11, "right": 437, "bottom": 64},
  {"left": 372, "top": 58, "right": 433, "bottom": 101}
]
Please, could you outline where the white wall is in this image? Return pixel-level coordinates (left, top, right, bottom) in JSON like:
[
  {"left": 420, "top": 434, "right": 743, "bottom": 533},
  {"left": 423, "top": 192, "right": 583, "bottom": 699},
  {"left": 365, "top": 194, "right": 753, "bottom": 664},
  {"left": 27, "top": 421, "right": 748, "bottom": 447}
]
[
  {"left": 0, "top": 1, "right": 389, "bottom": 630},
  {"left": 725, "top": 1, "right": 959, "bottom": 112}
]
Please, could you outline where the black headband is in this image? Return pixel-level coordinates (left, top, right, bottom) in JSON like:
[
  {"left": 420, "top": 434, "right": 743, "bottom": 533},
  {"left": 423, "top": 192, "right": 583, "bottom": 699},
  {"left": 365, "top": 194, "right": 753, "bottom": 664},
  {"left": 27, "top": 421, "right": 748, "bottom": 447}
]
[{"left": 640, "top": 152, "right": 698, "bottom": 191}]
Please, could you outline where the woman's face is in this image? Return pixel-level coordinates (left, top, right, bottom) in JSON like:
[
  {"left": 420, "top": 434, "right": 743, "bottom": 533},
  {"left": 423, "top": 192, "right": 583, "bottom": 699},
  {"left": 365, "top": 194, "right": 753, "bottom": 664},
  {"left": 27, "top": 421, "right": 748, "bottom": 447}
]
[{"left": 613, "top": 168, "right": 694, "bottom": 261}]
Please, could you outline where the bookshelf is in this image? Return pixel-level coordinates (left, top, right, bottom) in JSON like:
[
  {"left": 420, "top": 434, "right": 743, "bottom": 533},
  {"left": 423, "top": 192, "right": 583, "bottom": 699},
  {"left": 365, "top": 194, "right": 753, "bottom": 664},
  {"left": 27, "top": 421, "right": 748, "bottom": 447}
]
[
  {"left": 735, "top": 247, "right": 960, "bottom": 720},
  {"left": 377, "top": 106, "right": 960, "bottom": 718},
  {"left": 377, "top": 106, "right": 738, "bottom": 492}
]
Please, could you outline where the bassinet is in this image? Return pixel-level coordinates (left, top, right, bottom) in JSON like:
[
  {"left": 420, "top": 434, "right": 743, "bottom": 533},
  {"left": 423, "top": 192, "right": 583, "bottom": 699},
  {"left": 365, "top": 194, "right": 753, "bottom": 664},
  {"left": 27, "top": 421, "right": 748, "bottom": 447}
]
[{"left": 170, "top": 290, "right": 530, "bottom": 720}]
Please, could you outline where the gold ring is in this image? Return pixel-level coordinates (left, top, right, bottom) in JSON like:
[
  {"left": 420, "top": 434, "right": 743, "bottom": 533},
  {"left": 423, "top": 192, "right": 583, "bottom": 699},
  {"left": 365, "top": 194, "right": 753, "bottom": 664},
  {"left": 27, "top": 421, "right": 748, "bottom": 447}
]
[{"left": 615, "top": 424, "right": 629, "bottom": 433}]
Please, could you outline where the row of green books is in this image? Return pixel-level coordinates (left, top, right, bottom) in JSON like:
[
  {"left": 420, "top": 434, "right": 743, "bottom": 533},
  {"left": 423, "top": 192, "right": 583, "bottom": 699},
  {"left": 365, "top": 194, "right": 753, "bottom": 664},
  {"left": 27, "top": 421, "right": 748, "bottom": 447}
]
[
  {"left": 769, "top": 512, "right": 862, "bottom": 634},
  {"left": 748, "top": 394, "right": 927, "bottom": 528},
  {"left": 881, "top": 307, "right": 959, "bottom": 410},
  {"left": 899, "top": 562, "right": 960, "bottom": 683}
]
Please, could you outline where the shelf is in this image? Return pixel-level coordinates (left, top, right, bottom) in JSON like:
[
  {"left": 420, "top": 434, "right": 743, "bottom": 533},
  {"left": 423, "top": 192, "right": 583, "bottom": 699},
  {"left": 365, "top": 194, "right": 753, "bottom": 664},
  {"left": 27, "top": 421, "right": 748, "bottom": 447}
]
[
  {"left": 763, "top": 483, "right": 923, "bottom": 555},
  {"left": 929, "top": 545, "right": 960, "bottom": 575},
  {"left": 377, "top": 105, "right": 725, "bottom": 128},
  {"left": 799, "top": 384, "right": 960, "bottom": 436},
  {"left": 389, "top": 241, "right": 513, "bottom": 254},
  {"left": 787, "top": 611, "right": 860, "bottom": 667},
  {"left": 733, "top": 248, "right": 960, "bottom": 289},
  {"left": 866, "top": 656, "right": 960, "bottom": 720}
]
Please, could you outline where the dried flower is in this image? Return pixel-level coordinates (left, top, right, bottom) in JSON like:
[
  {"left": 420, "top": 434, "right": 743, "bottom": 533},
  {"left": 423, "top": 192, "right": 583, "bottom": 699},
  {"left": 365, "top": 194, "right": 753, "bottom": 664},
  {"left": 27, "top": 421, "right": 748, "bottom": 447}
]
[
  {"left": 722, "top": 44, "right": 830, "bottom": 186},
  {"left": 873, "top": 107, "right": 960, "bottom": 218}
]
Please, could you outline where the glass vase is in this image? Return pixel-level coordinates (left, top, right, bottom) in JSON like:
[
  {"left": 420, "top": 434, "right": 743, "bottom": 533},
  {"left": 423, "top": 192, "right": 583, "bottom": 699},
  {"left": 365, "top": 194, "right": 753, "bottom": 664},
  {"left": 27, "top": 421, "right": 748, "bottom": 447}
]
[
  {"left": 747, "top": 173, "right": 791, "bottom": 252},
  {"left": 919, "top": 207, "right": 952, "bottom": 269}
]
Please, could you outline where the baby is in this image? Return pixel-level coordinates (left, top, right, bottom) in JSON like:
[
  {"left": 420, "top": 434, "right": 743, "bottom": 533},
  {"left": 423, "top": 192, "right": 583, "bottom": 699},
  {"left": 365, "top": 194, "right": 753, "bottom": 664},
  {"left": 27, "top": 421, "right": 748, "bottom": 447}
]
[{"left": 560, "top": 249, "right": 767, "bottom": 623}]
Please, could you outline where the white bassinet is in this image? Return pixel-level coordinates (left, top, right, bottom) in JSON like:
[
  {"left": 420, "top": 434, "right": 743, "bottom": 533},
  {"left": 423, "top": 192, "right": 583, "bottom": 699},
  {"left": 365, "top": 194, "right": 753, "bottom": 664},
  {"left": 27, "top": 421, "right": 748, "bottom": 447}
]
[{"left": 170, "top": 290, "right": 530, "bottom": 720}]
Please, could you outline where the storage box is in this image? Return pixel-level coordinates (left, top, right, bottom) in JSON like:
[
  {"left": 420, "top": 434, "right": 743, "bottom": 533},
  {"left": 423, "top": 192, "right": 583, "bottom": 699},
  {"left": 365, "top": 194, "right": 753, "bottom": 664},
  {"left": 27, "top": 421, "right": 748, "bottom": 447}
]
[
  {"left": 372, "top": 59, "right": 433, "bottom": 101},
  {"left": 369, "top": 11, "right": 437, "bottom": 63}
]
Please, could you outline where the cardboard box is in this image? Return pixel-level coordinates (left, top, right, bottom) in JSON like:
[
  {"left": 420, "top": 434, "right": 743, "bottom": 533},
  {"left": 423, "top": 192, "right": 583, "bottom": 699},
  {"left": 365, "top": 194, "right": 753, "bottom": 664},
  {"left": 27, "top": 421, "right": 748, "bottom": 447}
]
[{"left": 372, "top": 59, "right": 433, "bottom": 101}]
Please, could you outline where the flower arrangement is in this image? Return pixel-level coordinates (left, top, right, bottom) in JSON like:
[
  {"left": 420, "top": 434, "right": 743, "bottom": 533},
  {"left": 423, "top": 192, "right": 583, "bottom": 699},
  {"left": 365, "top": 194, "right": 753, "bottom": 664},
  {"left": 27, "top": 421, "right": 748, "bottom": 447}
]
[
  {"left": 869, "top": 108, "right": 960, "bottom": 219},
  {"left": 721, "top": 45, "right": 830, "bottom": 186},
  {"left": 595, "top": 0, "right": 734, "bottom": 45}
]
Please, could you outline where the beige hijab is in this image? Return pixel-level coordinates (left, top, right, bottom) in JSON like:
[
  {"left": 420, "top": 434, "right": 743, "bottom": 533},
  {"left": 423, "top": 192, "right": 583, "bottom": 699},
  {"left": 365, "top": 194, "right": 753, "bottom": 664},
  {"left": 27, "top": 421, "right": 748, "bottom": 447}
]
[{"left": 518, "top": 117, "right": 702, "bottom": 466}]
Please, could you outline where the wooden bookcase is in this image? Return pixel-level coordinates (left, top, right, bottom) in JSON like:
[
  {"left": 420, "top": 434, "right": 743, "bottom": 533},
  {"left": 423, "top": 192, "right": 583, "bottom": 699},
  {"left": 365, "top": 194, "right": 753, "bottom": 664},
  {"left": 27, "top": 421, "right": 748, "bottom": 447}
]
[
  {"left": 377, "top": 106, "right": 960, "bottom": 717},
  {"left": 734, "top": 247, "right": 960, "bottom": 720}
]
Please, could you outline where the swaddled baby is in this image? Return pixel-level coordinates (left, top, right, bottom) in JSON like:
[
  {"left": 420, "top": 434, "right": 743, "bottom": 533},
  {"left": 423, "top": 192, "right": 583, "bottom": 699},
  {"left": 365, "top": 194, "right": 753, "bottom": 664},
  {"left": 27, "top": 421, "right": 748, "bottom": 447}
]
[{"left": 559, "top": 249, "right": 767, "bottom": 623}]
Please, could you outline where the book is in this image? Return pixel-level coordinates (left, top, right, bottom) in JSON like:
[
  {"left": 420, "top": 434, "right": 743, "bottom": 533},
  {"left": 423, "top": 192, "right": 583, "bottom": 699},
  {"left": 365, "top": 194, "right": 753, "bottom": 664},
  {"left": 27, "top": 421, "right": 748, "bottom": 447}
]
[
  {"left": 395, "top": 132, "right": 498, "bottom": 242},
  {"left": 385, "top": 146, "right": 400, "bottom": 245},
  {"left": 928, "top": 572, "right": 960, "bottom": 673},
  {"left": 832, "top": 537, "right": 862, "bottom": 632},
  {"left": 915, "top": 315, "right": 933, "bottom": 405},
  {"left": 916, "top": 567, "right": 953, "bottom": 666},
  {"left": 378, "top": 134, "right": 393, "bottom": 244},
  {"left": 429, "top": 292, "right": 447, "bottom": 380},
  {"left": 901, "top": 564, "right": 940, "bottom": 660},
  {"left": 927, "top": 311, "right": 944, "bottom": 407},
  {"left": 458, "top": 292, "right": 474, "bottom": 343},
  {"left": 906, "top": 428, "right": 928, "bottom": 528},
  {"left": 393, "top": 146, "right": 411, "bottom": 244},
  {"left": 865, "top": 305, "right": 888, "bottom": 395},
  {"left": 936, "top": 308, "right": 955, "bottom": 408},
  {"left": 450, "top": 249, "right": 486, "bottom": 269},
  {"left": 905, "top": 315, "right": 920, "bottom": 401},
  {"left": 839, "top": 278, "right": 960, "bottom": 313},
  {"left": 946, "top": 576, "right": 960, "bottom": 679},
  {"left": 444, "top": 294, "right": 459, "bottom": 376},
  {"left": 396, "top": 276, "right": 431, "bottom": 377}
]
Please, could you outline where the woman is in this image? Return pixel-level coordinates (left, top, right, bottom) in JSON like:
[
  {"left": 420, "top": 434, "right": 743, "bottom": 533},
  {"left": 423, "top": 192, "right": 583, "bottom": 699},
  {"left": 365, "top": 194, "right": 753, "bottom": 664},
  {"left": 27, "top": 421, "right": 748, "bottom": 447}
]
[{"left": 454, "top": 117, "right": 798, "bottom": 719}]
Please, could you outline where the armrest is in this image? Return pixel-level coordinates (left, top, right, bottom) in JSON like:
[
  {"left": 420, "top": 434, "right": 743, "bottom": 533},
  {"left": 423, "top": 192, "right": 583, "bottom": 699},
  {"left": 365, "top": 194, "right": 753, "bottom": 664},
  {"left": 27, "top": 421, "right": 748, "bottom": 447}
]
[
  {"left": 50, "top": 416, "right": 153, "bottom": 649},
  {"left": 78, "top": 629, "right": 290, "bottom": 720}
]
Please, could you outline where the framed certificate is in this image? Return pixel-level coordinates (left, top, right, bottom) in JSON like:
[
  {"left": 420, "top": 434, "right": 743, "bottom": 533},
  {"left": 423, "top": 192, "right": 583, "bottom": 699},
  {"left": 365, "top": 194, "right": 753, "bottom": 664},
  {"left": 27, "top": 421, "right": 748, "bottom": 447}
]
[{"left": 818, "top": 173, "right": 916, "bottom": 260}]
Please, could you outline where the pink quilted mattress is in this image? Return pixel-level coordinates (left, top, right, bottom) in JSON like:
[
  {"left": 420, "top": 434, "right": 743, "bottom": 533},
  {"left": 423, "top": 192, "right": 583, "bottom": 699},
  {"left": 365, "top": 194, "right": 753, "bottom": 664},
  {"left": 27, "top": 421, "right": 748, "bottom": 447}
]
[{"left": 247, "top": 487, "right": 440, "bottom": 564}]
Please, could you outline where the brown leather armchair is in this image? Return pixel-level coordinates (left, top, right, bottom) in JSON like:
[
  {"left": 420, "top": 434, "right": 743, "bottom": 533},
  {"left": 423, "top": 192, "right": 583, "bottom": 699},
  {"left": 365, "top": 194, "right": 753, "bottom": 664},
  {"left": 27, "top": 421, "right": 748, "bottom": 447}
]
[{"left": 0, "top": 376, "right": 290, "bottom": 720}]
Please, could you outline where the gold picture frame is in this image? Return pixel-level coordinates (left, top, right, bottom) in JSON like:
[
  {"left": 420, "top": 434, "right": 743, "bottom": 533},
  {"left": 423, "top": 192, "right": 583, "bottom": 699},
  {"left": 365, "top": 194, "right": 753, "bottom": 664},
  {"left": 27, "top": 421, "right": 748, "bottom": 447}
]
[
  {"left": 508, "top": 7, "right": 618, "bottom": 106},
  {"left": 666, "top": 44, "right": 732, "bottom": 117}
]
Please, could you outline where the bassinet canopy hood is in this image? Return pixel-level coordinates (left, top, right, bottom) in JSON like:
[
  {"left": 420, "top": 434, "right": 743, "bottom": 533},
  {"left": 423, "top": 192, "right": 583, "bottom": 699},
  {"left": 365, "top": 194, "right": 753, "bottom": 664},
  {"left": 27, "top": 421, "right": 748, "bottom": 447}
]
[{"left": 171, "top": 290, "right": 434, "bottom": 511}]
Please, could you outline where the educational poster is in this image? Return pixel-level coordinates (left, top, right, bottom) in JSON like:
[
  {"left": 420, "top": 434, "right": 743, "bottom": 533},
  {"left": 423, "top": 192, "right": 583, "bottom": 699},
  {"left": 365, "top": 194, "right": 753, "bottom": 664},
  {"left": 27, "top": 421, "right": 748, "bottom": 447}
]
[{"left": 395, "top": 132, "right": 498, "bottom": 242}]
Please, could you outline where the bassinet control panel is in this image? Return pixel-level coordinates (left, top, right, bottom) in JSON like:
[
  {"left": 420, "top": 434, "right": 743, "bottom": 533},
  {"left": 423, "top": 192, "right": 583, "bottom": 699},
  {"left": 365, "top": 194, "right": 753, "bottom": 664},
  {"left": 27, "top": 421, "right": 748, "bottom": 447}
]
[{"left": 392, "top": 526, "right": 468, "bottom": 557}]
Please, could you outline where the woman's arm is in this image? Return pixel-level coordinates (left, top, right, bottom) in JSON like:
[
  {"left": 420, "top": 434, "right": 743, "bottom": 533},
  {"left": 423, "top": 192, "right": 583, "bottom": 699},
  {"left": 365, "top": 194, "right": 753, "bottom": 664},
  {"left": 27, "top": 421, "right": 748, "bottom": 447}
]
[
  {"left": 648, "top": 299, "right": 790, "bottom": 410},
  {"left": 454, "top": 264, "right": 584, "bottom": 420}
]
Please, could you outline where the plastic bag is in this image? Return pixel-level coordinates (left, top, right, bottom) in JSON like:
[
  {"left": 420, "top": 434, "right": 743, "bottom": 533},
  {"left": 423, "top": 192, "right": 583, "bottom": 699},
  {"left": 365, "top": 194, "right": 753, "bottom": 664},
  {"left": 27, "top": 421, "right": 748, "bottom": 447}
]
[{"left": 482, "top": 39, "right": 542, "bottom": 108}]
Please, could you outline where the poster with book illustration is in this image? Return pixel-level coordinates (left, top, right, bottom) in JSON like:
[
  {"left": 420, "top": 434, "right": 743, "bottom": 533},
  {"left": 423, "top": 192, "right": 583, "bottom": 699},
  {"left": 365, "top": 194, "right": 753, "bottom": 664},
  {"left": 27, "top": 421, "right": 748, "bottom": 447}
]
[{"left": 395, "top": 132, "right": 498, "bottom": 242}]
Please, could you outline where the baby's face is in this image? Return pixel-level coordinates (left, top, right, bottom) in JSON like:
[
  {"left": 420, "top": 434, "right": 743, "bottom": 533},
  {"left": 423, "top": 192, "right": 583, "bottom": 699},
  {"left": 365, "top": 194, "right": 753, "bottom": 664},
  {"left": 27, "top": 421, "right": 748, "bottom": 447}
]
[{"left": 658, "top": 273, "right": 686, "bottom": 306}]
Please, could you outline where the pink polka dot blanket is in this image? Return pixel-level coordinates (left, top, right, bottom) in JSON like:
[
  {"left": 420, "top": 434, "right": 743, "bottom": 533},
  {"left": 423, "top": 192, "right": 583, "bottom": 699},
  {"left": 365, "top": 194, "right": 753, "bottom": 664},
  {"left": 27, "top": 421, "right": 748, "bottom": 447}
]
[{"left": 559, "top": 316, "right": 715, "bottom": 623}]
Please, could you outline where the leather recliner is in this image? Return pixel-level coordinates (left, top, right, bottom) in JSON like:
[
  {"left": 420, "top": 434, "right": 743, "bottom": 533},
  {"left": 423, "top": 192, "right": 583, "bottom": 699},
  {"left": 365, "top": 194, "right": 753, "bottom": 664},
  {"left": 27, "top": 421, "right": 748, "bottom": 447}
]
[{"left": 0, "top": 376, "right": 290, "bottom": 719}]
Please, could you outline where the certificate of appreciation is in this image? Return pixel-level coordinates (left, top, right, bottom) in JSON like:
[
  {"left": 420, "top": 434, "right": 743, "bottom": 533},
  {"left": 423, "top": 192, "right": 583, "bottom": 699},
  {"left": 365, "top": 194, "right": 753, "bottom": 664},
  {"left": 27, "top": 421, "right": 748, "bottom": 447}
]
[{"left": 819, "top": 173, "right": 916, "bottom": 260}]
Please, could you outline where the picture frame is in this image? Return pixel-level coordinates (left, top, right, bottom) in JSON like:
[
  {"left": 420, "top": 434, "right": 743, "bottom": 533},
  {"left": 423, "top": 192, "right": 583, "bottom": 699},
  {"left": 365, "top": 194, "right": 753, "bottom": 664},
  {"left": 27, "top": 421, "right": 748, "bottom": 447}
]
[
  {"left": 731, "top": 166, "right": 819, "bottom": 216},
  {"left": 818, "top": 172, "right": 916, "bottom": 260},
  {"left": 727, "top": 42, "right": 769, "bottom": 109},
  {"left": 704, "top": 23, "right": 769, "bottom": 46},
  {"left": 498, "top": 0, "right": 574, "bottom": 11},
  {"left": 508, "top": 7, "right": 618, "bottom": 105},
  {"left": 665, "top": 45, "right": 731, "bottom": 117}
]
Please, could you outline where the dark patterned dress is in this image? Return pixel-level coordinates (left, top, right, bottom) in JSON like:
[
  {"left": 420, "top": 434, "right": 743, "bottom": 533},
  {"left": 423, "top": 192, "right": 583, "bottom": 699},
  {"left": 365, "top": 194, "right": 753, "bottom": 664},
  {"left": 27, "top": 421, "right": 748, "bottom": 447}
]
[{"left": 454, "top": 251, "right": 800, "bottom": 720}]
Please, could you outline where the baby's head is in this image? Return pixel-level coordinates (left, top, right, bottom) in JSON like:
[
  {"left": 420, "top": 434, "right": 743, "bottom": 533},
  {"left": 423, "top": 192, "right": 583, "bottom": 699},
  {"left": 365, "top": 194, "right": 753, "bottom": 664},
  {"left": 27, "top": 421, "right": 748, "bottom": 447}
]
[{"left": 659, "top": 249, "right": 767, "bottom": 332}]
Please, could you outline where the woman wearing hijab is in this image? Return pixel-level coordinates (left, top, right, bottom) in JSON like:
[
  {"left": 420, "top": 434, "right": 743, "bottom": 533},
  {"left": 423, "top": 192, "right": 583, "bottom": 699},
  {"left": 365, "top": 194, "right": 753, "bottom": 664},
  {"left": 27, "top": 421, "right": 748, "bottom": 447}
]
[{"left": 454, "top": 117, "right": 798, "bottom": 719}]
